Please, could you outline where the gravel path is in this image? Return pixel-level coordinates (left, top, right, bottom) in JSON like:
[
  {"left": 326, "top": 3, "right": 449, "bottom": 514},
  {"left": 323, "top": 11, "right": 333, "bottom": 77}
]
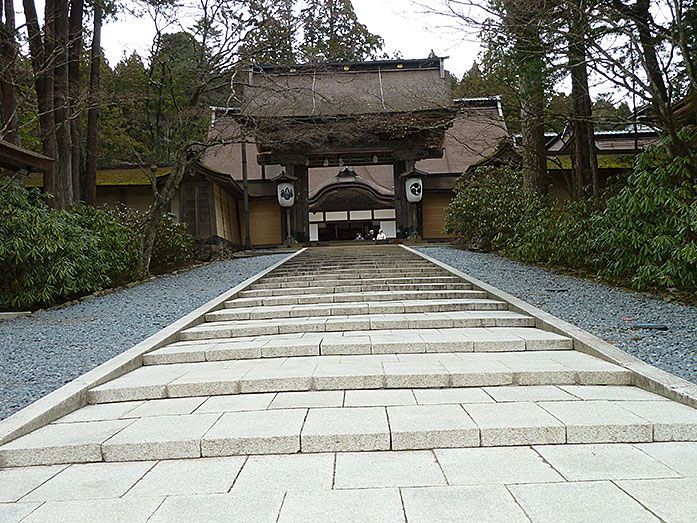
[
  {"left": 0, "top": 253, "right": 289, "bottom": 420},
  {"left": 418, "top": 246, "right": 697, "bottom": 386}
]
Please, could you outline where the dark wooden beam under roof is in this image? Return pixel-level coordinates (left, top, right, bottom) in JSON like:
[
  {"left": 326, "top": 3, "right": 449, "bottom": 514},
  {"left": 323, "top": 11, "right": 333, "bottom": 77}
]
[
  {"left": 244, "top": 108, "right": 455, "bottom": 166},
  {"left": 254, "top": 57, "right": 443, "bottom": 75},
  {"left": 0, "top": 140, "right": 54, "bottom": 173}
]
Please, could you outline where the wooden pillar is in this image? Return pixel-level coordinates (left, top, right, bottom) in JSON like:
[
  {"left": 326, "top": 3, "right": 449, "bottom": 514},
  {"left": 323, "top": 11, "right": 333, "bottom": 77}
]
[
  {"left": 393, "top": 159, "right": 414, "bottom": 238},
  {"left": 289, "top": 164, "right": 309, "bottom": 243}
]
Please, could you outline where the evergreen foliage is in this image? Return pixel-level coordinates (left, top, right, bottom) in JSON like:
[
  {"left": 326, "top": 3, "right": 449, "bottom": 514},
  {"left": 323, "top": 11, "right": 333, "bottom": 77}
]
[
  {"left": 595, "top": 139, "right": 697, "bottom": 288},
  {"left": 299, "top": 0, "right": 384, "bottom": 62},
  {"left": 445, "top": 141, "right": 697, "bottom": 290},
  {"left": 0, "top": 180, "right": 193, "bottom": 310}
]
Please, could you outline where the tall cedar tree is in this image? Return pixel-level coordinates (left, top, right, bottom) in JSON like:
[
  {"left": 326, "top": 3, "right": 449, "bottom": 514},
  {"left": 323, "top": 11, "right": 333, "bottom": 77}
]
[
  {"left": 22, "top": 0, "right": 86, "bottom": 208},
  {"left": 1, "top": 0, "right": 18, "bottom": 144},
  {"left": 503, "top": 0, "right": 547, "bottom": 194},
  {"left": 567, "top": 0, "right": 599, "bottom": 198},
  {"left": 241, "top": 0, "right": 295, "bottom": 64},
  {"left": 300, "top": 0, "right": 383, "bottom": 62}
]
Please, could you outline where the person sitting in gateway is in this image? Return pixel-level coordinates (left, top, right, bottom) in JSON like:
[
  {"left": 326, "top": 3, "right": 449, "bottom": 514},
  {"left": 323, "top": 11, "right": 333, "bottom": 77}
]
[
  {"left": 366, "top": 229, "right": 375, "bottom": 240},
  {"left": 354, "top": 232, "right": 365, "bottom": 241},
  {"left": 376, "top": 229, "right": 387, "bottom": 240}
]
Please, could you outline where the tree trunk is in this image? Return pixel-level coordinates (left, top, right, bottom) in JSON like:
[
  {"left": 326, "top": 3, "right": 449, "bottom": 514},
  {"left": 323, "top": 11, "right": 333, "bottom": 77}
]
[
  {"left": 84, "top": 0, "right": 101, "bottom": 206},
  {"left": 68, "top": 0, "right": 83, "bottom": 200},
  {"left": 1, "top": 0, "right": 18, "bottom": 144},
  {"left": 568, "top": 0, "right": 599, "bottom": 199},
  {"left": 507, "top": 0, "right": 547, "bottom": 195},
  {"left": 137, "top": 161, "right": 187, "bottom": 277},
  {"left": 53, "top": 0, "right": 73, "bottom": 207},
  {"left": 517, "top": 40, "right": 547, "bottom": 195},
  {"left": 23, "top": 0, "right": 57, "bottom": 203}
]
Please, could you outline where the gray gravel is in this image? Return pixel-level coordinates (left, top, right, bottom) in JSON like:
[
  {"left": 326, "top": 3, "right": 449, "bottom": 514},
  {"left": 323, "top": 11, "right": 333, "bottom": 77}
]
[
  {"left": 0, "top": 253, "right": 288, "bottom": 420},
  {"left": 419, "top": 246, "right": 697, "bottom": 386}
]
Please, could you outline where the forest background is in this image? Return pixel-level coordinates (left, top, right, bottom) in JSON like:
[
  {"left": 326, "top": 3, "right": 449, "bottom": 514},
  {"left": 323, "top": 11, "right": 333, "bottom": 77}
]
[{"left": 1, "top": 0, "right": 696, "bottom": 308}]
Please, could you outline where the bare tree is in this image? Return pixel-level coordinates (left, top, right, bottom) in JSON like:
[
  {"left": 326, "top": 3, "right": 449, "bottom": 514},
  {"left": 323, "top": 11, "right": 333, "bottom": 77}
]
[{"left": 133, "top": 0, "right": 252, "bottom": 276}]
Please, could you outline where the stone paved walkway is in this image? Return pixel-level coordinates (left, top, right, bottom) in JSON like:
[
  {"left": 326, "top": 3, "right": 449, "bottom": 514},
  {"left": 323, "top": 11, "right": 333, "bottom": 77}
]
[{"left": 1, "top": 246, "right": 697, "bottom": 522}]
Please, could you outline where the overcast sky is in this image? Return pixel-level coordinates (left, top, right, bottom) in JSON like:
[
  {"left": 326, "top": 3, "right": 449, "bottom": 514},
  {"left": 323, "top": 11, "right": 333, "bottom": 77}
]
[{"left": 95, "top": 0, "right": 481, "bottom": 79}]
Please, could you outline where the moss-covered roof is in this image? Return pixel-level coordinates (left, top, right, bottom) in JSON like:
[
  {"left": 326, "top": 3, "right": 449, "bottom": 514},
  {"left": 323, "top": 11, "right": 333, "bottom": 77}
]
[
  {"left": 25, "top": 167, "right": 173, "bottom": 188},
  {"left": 547, "top": 154, "right": 635, "bottom": 170}
]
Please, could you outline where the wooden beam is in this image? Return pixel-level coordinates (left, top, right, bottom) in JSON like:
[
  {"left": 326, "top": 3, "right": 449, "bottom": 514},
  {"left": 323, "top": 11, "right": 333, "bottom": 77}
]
[{"left": 0, "top": 140, "right": 54, "bottom": 173}]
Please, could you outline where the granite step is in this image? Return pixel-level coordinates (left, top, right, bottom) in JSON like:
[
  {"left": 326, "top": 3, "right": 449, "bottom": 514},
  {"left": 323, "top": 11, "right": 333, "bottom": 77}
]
[
  {"left": 85, "top": 351, "right": 633, "bottom": 404},
  {"left": 250, "top": 276, "right": 462, "bottom": 290},
  {"left": 268, "top": 267, "right": 448, "bottom": 277},
  {"left": 206, "top": 299, "right": 509, "bottom": 322},
  {"left": 143, "top": 327, "right": 574, "bottom": 365},
  {"left": 3, "top": 386, "right": 697, "bottom": 466},
  {"left": 239, "top": 282, "right": 473, "bottom": 298},
  {"left": 225, "top": 289, "right": 490, "bottom": 308},
  {"left": 179, "top": 311, "right": 536, "bottom": 340}
]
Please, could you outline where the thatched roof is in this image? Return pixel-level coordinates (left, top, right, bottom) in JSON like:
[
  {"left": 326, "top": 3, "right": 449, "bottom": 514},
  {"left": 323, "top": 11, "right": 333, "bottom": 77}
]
[
  {"left": 25, "top": 167, "right": 172, "bottom": 188},
  {"left": 242, "top": 58, "right": 452, "bottom": 117}
]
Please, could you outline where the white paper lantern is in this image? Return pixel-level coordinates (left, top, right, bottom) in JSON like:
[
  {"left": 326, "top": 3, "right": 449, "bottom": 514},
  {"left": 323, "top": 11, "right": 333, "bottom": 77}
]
[
  {"left": 405, "top": 177, "right": 423, "bottom": 203},
  {"left": 277, "top": 182, "right": 295, "bottom": 207}
]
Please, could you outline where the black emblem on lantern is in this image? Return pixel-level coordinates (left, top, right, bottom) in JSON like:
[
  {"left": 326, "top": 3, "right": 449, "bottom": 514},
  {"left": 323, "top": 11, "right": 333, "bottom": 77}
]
[
  {"left": 280, "top": 186, "right": 294, "bottom": 200},
  {"left": 410, "top": 183, "right": 422, "bottom": 196}
]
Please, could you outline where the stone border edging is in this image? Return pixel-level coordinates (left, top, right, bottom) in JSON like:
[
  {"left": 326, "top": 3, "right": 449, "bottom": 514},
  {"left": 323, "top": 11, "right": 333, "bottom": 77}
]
[
  {"left": 0, "top": 249, "right": 306, "bottom": 446},
  {"left": 403, "top": 245, "right": 697, "bottom": 409}
]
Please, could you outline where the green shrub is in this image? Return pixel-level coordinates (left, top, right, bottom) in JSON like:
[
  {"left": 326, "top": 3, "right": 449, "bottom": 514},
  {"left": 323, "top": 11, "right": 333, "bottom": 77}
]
[
  {"left": 595, "top": 140, "right": 697, "bottom": 288},
  {"left": 443, "top": 166, "right": 546, "bottom": 251},
  {"left": 0, "top": 180, "right": 134, "bottom": 309},
  {"left": 507, "top": 198, "right": 602, "bottom": 269},
  {"left": 443, "top": 139, "right": 697, "bottom": 291},
  {"left": 106, "top": 205, "right": 193, "bottom": 273}
]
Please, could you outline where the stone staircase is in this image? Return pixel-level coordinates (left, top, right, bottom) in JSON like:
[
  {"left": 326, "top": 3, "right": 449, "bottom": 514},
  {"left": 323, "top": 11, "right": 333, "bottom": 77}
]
[{"left": 2, "top": 246, "right": 697, "bottom": 469}]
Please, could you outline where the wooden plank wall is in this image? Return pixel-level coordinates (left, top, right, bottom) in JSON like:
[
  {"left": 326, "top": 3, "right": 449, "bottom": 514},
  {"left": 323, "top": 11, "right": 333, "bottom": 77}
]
[
  {"left": 181, "top": 183, "right": 212, "bottom": 239},
  {"left": 213, "top": 183, "right": 241, "bottom": 245},
  {"left": 422, "top": 192, "right": 456, "bottom": 239},
  {"left": 238, "top": 198, "right": 282, "bottom": 246}
]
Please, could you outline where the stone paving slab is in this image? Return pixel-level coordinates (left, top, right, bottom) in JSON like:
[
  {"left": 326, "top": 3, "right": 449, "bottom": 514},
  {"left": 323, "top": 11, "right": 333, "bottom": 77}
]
[
  {"left": 616, "top": 478, "right": 697, "bottom": 523},
  {"left": 278, "top": 488, "right": 405, "bottom": 523},
  {"left": 434, "top": 446, "right": 564, "bottom": 485},
  {"left": 101, "top": 413, "right": 220, "bottom": 461},
  {"left": 509, "top": 481, "right": 660, "bottom": 522},
  {"left": 2, "top": 443, "right": 697, "bottom": 521},
  {"left": 202, "top": 409, "right": 307, "bottom": 456},
  {"left": 126, "top": 456, "right": 245, "bottom": 497},
  {"left": 334, "top": 450, "right": 446, "bottom": 488},
  {"left": 0, "top": 419, "right": 134, "bottom": 467},
  {"left": 231, "top": 453, "right": 334, "bottom": 493},
  {"left": 401, "top": 485, "right": 528, "bottom": 522},
  {"left": 225, "top": 289, "right": 489, "bottom": 307},
  {"left": 0, "top": 464, "right": 67, "bottom": 502},
  {"left": 21, "top": 461, "right": 155, "bottom": 502},
  {"left": 301, "top": 407, "right": 390, "bottom": 452},
  {"left": 635, "top": 441, "right": 697, "bottom": 476},
  {"left": 206, "top": 299, "right": 508, "bottom": 321},
  {"left": 178, "top": 311, "right": 536, "bottom": 340},
  {"left": 464, "top": 402, "right": 566, "bottom": 446},
  {"left": 149, "top": 491, "right": 284, "bottom": 523},
  {"left": 19, "top": 497, "right": 165, "bottom": 523},
  {"left": 533, "top": 443, "right": 681, "bottom": 481},
  {"left": 387, "top": 404, "right": 479, "bottom": 449}
]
